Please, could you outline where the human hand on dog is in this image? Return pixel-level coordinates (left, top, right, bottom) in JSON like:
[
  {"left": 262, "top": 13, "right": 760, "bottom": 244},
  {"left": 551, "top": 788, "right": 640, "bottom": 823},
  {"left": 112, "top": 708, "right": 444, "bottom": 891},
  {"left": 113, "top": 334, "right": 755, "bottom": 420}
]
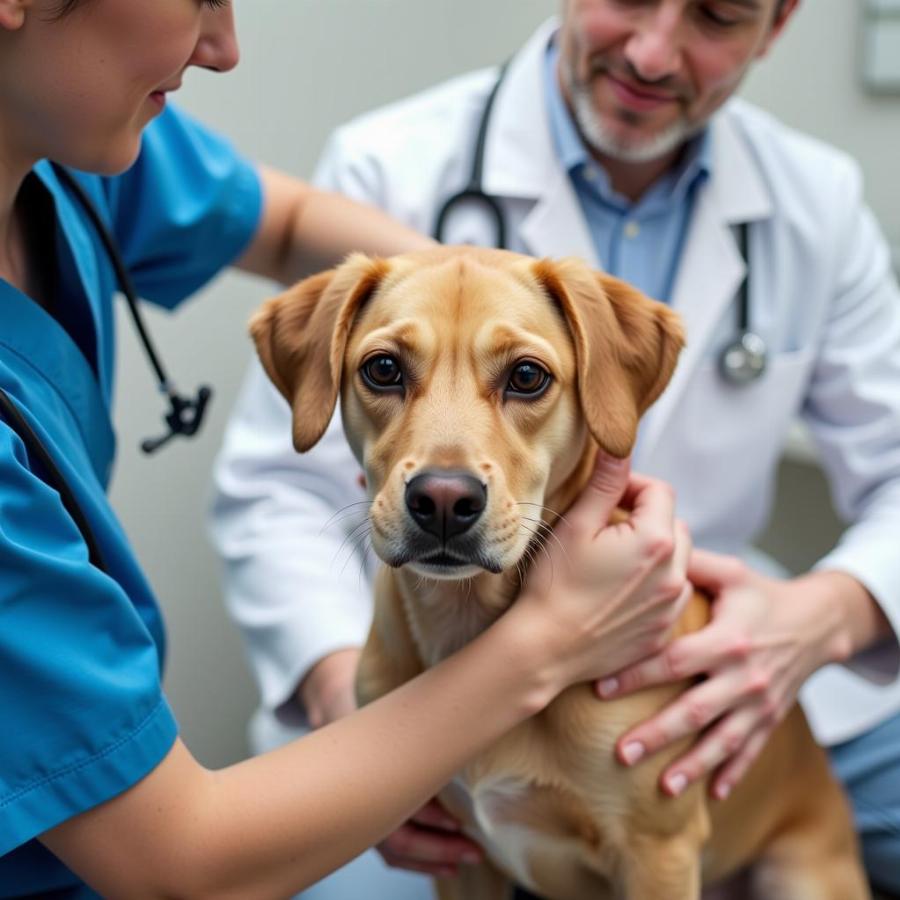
[
  {"left": 376, "top": 798, "right": 484, "bottom": 877},
  {"left": 516, "top": 451, "right": 693, "bottom": 691},
  {"left": 601, "top": 550, "right": 886, "bottom": 801},
  {"left": 298, "top": 648, "right": 361, "bottom": 729}
]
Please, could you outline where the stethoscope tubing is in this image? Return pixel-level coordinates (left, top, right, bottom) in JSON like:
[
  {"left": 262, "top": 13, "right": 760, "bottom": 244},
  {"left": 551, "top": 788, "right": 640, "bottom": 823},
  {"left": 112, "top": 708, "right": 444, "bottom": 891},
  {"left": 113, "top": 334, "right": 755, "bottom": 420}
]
[
  {"left": 51, "top": 163, "right": 212, "bottom": 451},
  {"left": 431, "top": 61, "right": 767, "bottom": 386}
]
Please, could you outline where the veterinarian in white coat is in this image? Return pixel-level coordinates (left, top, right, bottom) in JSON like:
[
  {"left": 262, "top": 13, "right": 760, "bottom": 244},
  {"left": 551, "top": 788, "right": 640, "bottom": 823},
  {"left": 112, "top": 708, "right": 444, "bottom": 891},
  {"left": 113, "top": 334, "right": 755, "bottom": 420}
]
[{"left": 211, "top": 2, "right": 900, "bottom": 895}]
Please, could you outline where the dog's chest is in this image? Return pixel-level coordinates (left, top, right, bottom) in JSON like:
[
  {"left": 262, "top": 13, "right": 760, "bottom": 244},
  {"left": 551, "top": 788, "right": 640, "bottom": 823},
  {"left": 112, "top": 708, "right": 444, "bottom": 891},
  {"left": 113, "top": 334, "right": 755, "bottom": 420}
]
[{"left": 438, "top": 692, "right": 633, "bottom": 899}]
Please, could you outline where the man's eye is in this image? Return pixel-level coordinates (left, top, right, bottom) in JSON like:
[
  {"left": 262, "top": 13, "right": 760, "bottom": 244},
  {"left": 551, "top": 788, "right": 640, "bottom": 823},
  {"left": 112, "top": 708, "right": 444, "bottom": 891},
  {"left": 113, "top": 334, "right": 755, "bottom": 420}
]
[
  {"left": 699, "top": 4, "right": 741, "bottom": 28},
  {"left": 361, "top": 354, "right": 403, "bottom": 390},
  {"left": 506, "top": 361, "right": 551, "bottom": 397}
]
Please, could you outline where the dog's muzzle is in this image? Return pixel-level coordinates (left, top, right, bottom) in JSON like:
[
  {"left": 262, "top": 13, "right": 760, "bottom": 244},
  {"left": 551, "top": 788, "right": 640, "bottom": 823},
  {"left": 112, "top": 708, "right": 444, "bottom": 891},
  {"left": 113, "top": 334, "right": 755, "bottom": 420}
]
[
  {"left": 405, "top": 470, "right": 486, "bottom": 540},
  {"left": 398, "top": 469, "right": 500, "bottom": 575}
]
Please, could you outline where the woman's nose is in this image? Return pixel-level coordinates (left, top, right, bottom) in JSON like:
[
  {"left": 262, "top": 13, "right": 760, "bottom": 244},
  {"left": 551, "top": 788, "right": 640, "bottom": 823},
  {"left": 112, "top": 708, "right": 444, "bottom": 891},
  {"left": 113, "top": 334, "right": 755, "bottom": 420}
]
[{"left": 190, "top": 7, "right": 240, "bottom": 73}]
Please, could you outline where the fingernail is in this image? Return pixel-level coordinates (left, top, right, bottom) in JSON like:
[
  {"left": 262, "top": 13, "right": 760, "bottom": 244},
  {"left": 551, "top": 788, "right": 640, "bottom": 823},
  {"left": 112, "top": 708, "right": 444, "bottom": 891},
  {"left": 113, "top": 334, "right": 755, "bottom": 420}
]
[
  {"left": 715, "top": 781, "right": 731, "bottom": 801},
  {"left": 666, "top": 772, "right": 688, "bottom": 796},
  {"left": 598, "top": 677, "right": 619, "bottom": 698},
  {"left": 621, "top": 741, "right": 644, "bottom": 765}
]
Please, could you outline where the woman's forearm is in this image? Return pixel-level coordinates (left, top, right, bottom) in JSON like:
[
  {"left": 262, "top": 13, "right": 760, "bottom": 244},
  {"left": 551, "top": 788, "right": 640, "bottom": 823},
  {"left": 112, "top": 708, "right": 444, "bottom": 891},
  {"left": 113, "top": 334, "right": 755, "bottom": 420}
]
[
  {"left": 42, "top": 606, "right": 554, "bottom": 899},
  {"left": 236, "top": 166, "right": 434, "bottom": 285},
  {"left": 200, "top": 608, "right": 552, "bottom": 896}
]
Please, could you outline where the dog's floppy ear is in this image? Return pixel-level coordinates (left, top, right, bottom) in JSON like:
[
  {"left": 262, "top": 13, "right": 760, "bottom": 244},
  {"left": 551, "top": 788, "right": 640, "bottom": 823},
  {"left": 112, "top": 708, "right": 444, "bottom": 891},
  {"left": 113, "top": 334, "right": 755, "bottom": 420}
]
[
  {"left": 532, "top": 258, "right": 685, "bottom": 458},
  {"left": 249, "top": 253, "right": 391, "bottom": 452}
]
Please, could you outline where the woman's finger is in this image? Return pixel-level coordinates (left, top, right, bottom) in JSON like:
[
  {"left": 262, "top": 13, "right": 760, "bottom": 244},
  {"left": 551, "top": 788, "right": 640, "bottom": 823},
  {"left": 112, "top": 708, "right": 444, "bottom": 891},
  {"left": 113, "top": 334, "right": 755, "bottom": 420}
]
[{"left": 556, "top": 450, "right": 631, "bottom": 540}]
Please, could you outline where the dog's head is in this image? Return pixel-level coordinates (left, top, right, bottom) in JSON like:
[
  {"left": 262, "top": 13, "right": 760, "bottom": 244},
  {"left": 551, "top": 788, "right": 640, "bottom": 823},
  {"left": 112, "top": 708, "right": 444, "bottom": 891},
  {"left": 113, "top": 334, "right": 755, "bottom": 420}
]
[{"left": 251, "top": 247, "right": 683, "bottom": 581}]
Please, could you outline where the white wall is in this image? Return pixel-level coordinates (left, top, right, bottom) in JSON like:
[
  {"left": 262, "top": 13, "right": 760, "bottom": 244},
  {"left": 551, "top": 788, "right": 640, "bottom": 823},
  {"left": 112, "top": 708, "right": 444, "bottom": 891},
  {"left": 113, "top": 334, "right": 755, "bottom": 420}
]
[{"left": 108, "top": 0, "right": 900, "bottom": 768}]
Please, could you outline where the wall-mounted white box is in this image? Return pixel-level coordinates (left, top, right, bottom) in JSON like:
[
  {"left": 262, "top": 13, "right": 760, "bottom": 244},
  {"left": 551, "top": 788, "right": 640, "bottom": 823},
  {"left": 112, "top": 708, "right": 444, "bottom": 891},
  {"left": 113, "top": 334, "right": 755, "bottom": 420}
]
[{"left": 862, "top": 0, "right": 900, "bottom": 91}]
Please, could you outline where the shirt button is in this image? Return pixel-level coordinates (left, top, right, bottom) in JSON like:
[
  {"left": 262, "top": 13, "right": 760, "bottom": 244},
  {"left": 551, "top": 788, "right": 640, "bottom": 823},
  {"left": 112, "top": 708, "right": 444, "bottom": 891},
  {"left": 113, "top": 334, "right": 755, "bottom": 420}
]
[{"left": 624, "top": 220, "right": 641, "bottom": 239}]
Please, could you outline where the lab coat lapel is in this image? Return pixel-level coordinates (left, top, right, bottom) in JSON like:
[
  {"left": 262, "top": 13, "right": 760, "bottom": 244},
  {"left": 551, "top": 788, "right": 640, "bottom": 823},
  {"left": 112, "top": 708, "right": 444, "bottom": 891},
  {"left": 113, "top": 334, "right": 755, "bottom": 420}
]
[
  {"left": 480, "top": 18, "right": 600, "bottom": 267},
  {"left": 639, "top": 105, "right": 774, "bottom": 455}
]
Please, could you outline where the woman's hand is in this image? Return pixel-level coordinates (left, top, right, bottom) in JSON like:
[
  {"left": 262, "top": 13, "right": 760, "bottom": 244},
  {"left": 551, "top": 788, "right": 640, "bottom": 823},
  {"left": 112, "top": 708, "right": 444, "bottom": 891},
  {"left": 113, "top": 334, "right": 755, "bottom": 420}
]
[
  {"left": 515, "top": 451, "right": 693, "bottom": 693},
  {"left": 599, "top": 551, "right": 879, "bottom": 801}
]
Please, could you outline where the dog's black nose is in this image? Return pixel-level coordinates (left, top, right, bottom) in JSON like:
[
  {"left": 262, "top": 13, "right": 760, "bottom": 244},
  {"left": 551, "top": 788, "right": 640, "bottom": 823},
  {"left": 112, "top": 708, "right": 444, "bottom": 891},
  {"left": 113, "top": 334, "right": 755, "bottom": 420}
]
[{"left": 405, "top": 471, "right": 487, "bottom": 540}]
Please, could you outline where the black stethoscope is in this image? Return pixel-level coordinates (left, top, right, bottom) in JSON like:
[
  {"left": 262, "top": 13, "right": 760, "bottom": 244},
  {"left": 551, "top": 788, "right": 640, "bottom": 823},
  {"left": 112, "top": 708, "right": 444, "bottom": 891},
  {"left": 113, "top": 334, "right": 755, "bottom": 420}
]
[
  {"left": 0, "top": 163, "right": 217, "bottom": 568},
  {"left": 53, "top": 163, "right": 213, "bottom": 454},
  {"left": 432, "top": 65, "right": 767, "bottom": 386}
]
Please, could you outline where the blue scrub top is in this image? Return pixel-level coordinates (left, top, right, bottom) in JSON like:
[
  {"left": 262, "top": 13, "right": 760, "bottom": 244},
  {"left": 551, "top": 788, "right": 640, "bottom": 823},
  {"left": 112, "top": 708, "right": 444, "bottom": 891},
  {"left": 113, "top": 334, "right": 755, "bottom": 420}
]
[{"left": 0, "top": 105, "right": 262, "bottom": 897}]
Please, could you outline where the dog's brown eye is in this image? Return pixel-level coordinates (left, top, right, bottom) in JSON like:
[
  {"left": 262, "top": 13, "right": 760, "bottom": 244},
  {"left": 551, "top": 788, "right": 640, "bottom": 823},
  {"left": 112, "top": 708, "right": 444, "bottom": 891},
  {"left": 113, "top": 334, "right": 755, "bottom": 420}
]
[
  {"left": 506, "top": 362, "right": 551, "bottom": 397},
  {"left": 361, "top": 354, "right": 403, "bottom": 390}
]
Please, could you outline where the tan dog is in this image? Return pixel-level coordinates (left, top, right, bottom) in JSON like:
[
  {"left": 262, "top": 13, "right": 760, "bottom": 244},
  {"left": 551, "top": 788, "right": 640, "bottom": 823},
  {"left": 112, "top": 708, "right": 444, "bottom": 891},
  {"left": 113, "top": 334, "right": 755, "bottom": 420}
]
[{"left": 251, "top": 247, "right": 869, "bottom": 900}]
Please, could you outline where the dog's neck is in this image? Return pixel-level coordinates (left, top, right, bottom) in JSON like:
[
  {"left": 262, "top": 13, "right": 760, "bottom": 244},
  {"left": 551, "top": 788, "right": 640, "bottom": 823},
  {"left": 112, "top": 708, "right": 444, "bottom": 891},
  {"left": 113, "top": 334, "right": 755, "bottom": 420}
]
[{"left": 393, "top": 441, "right": 600, "bottom": 668}]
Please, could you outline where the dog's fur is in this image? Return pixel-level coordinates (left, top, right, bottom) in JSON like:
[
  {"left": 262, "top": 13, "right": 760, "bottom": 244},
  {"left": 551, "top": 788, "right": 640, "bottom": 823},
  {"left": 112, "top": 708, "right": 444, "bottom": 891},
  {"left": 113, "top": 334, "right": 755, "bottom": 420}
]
[{"left": 251, "top": 247, "right": 869, "bottom": 899}]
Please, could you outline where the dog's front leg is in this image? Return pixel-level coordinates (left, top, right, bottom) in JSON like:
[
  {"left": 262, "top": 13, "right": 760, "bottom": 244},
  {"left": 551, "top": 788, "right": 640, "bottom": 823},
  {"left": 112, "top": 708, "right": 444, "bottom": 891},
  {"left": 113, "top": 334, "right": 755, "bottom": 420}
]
[
  {"left": 620, "top": 817, "right": 707, "bottom": 900},
  {"left": 356, "top": 570, "right": 424, "bottom": 707},
  {"left": 435, "top": 860, "right": 514, "bottom": 900}
]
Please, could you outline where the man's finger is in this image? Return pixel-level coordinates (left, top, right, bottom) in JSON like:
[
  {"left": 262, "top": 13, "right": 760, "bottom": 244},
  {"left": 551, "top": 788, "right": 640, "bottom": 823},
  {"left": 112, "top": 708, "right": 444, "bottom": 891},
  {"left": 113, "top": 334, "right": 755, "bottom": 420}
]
[
  {"left": 410, "top": 799, "right": 462, "bottom": 832},
  {"left": 377, "top": 824, "right": 483, "bottom": 870},
  {"left": 614, "top": 668, "right": 744, "bottom": 765},
  {"left": 599, "top": 624, "right": 722, "bottom": 698},
  {"left": 710, "top": 726, "right": 772, "bottom": 801},
  {"left": 687, "top": 548, "right": 745, "bottom": 593}
]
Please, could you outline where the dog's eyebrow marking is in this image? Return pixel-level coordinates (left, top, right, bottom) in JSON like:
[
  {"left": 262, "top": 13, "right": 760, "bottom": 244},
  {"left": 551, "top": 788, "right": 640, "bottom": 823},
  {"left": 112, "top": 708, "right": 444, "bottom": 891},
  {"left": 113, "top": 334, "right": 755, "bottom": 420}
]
[
  {"left": 475, "top": 323, "right": 564, "bottom": 374},
  {"left": 356, "top": 318, "right": 428, "bottom": 355}
]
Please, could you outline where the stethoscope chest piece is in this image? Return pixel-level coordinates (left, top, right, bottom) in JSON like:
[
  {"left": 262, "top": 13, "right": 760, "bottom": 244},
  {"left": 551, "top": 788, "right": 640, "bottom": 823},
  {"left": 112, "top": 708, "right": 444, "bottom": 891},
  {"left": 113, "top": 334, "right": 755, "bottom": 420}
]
[{"left": 718, "top": 330, "right": 767, "bottom": 385}]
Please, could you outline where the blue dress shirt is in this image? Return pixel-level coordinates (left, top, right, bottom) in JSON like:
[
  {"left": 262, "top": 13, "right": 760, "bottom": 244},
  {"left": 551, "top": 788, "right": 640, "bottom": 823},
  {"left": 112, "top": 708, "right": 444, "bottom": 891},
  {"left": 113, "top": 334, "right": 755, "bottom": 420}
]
[{"left": 544, "top": 40, "right": 711, "bottom": 304}]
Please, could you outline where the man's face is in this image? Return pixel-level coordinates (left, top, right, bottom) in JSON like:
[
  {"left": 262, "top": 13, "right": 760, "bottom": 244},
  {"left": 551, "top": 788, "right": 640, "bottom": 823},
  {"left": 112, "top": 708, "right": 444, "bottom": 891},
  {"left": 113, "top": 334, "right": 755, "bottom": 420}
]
[{"left": 558, "top": 0, "right": 794, "bottom": 163}]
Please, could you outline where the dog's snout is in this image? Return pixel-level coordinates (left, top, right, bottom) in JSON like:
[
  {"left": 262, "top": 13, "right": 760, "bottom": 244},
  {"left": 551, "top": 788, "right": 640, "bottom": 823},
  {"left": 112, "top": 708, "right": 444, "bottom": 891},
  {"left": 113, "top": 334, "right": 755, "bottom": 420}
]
[{"left": 405, "top": 471, "right": 486, "bottom": 540}]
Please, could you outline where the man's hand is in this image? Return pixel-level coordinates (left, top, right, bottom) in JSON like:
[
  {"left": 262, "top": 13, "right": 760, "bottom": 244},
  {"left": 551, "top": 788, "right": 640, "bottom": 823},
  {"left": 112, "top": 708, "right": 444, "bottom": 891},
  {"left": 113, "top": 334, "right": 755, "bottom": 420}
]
[
  {"left": 598, "top": 550, "right": 885, "bottom": 801},
  {"left": 298, "top": 648, "right": 361, "bottom": 729},
  {"left": 376, "top": 799, "right": 483, "bottom": 878}
]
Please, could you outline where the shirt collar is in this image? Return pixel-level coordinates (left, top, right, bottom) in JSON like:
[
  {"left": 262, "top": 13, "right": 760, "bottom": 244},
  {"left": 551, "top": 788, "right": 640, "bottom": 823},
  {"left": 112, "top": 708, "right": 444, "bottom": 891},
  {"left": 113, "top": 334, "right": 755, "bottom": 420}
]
[{"left": 543, "top": 37, "right": 712, "bottom": 209}]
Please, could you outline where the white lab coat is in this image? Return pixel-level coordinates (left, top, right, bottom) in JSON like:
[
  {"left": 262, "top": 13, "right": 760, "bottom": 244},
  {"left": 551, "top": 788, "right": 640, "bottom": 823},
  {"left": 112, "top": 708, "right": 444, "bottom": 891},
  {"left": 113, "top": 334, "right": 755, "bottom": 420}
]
[{"left": 211, "top": 20, "right": 900, "bottom": 752}]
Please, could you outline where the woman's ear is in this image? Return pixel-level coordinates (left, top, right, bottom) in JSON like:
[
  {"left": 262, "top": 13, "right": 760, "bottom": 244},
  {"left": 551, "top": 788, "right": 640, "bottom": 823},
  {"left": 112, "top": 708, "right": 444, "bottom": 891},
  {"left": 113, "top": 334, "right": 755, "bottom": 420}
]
[{"left": 0, "top": 0, "right": 31, "bottom": 31}]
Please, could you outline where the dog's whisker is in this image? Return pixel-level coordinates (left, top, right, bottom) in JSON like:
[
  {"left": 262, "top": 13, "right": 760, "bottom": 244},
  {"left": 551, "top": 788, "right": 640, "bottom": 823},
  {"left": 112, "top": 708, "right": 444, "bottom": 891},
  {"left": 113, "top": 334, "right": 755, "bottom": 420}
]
[
  {"left": 319, "top": 501, "right": 374, "bottom": 536},
  {"left": 516, "top": 501, "right": 570, "bottom": 529},
  {"left": 332, "top": 518, "right": 374, "bottom": 572},
  {"left": 340, "top": 526, "right": 374, "bottom": 579}
]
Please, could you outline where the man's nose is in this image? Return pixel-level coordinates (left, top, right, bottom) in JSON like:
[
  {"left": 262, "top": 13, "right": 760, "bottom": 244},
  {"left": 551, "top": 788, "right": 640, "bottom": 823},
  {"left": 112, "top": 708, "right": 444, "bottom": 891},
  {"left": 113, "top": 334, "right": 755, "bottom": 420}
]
[
  {"left": 190, "top": 7, "right": 240, "bottom": 74},
  {"left": 623, "top": 8, "right": 683, "bottom": 84}
]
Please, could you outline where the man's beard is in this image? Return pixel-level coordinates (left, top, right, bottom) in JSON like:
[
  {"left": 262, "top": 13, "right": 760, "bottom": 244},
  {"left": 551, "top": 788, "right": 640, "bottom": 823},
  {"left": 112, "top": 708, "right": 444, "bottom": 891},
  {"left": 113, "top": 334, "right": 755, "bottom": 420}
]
[{"left": 562, "top": 56, "right": 701, "bottom": 164}]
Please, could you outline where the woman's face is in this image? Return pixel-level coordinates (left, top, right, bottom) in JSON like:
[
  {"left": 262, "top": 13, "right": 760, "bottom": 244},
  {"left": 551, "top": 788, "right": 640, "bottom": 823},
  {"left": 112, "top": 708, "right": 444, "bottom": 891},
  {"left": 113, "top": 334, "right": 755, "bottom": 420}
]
[{"left": 0, "top": 0, "right": 239, "bottom": 174}]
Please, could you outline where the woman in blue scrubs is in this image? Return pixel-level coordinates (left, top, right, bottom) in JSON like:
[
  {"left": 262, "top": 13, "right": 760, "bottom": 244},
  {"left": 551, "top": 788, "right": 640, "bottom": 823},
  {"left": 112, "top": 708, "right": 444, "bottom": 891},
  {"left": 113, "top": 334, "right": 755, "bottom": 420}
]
[{"left": 0, "top": 2, "right": 692, "bottom": 896}]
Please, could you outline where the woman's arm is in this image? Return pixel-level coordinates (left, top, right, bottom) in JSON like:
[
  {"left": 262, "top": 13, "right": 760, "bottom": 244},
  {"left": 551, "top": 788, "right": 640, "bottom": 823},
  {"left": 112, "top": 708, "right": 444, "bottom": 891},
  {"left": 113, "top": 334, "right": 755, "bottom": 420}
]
[
  {"left": 235, "top": 166, "right": 433, "bottom": 286},
  {"left": 41, "top": 456, "right": 690, "bottom": 899}
]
